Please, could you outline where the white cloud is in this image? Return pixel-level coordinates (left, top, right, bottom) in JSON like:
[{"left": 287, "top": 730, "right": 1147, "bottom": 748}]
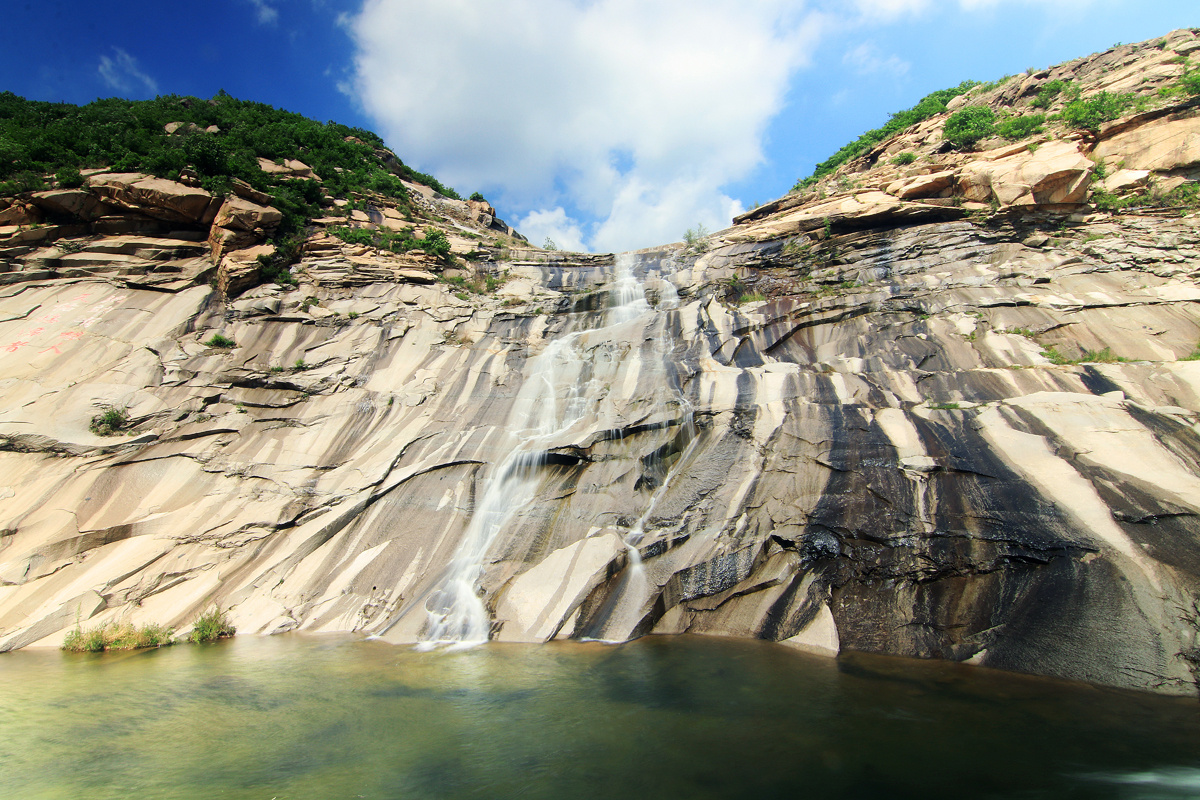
[
  {"left": 519, "top": 208, "right": 588, "bottom": 253},
  {"left": 246, "top": 0, "right": 280, "bottom": 24},
  {"left": 851, "top": 0, "right": 930, "bottom": 20},
  {"left": 347, "top": 0, "right": 824, "bottom": 252},
  {"left": 97, "top": 48, "right": 158, "bottom": 97},
  {"left": 843, "top": 41, "right": 910, "bottom": 76},
  {"left": 850, "top": 0, "right": 1096, "bottom": 19}
]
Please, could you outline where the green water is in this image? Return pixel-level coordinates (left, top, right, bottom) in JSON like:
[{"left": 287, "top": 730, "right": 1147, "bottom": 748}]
[{"left": 2, "top": 635, "right": 1199, "bottom": 799}]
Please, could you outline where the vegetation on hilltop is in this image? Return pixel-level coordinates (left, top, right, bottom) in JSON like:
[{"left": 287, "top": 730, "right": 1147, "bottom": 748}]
[
  {"left": 0, "top": 90, "right": 462, "bottom": 238},
  {"left": 792, "top": 80, "right": 981, "bottom": 191}
]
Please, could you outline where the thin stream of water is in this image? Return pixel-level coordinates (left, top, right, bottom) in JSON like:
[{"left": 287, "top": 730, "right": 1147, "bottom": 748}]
[{"left": 415, "top": 253, "right": 682, "bottom": 646}]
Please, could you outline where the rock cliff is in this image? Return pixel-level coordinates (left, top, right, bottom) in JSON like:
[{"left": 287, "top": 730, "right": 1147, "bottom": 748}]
[{"left": 2, "top": 31, "right": 1200, "bottom": 697}]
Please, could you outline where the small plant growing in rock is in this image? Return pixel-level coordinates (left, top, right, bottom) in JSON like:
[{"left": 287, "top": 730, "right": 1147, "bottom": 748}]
[
  {"left": 542, "top": 237, "right": 558, "bottom": 251},
  {"left": 683, "top": 223, "right": 710, "bottom": 254},
  {"left": 890, "top": 152, "right": 917, "bottom": 166},
  {"left": 293, "top": 358, "right": 309, "bottom": 371},
  {"left": 89, "top": 406, "right": 129, "bottom": 436},
  {"left": 63, "top": 621, "right": 173, "bottom": 651},
  {"left": 928, "top": 402, "right": 961, "bottom": 410},
  {"left": 188, "top": 607, "right": 236, "bottom": 643},
  {"left": 205, "top": 333, "right": 236, "bottom": 348}
]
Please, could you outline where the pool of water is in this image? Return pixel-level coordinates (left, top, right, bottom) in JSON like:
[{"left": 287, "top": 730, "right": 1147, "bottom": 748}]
[{"left": 2, "top": 635, "right": 1199, "bottom": 799}]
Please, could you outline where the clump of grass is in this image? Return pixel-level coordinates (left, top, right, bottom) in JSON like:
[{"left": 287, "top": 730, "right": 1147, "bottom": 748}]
[
  {"left": 737, "top": 292, "right": 767, "bottom": 304},
  {"left": 1180, "top": 342, "right": 1200, "bottom": 361},
  {"left": 293, "top": 358, "right": 309, "bottom": 371},
  {"left": 890, "top": 152, "right": 917, "bottom": 166},
  {"left": 188, "top": 607, "right": 236, "bottom": 644},
  {"left": 89, "top": 406, "right": 129, "bottom": 436},
  {"left": 928, "top": 402, "right": 961, "bottom": 410},
  {"left": 205, "top": 333, "right": 236, "bottom": 348},
  {"left": 1042, "top": 345, "right": 1128, "bottom": 365},
  {"left": 62, "top": 621, "right": 174, "bottom": 652}
]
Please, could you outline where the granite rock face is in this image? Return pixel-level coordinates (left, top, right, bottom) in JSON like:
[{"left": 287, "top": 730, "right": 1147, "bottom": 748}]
[{"left": 0, "top": 207, "right": 1198, "bottom": 698}]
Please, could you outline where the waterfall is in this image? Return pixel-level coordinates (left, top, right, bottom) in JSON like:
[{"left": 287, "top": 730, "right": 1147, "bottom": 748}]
[{"left": 416, "top": 253, "right": 656, "bottom": 648}]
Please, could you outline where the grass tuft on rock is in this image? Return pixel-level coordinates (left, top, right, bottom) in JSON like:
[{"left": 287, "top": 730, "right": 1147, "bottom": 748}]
[
  {"left": 62, "top": 621, "right": 174, "bottom": 652},
  {"left": 189, "top": 607, "right": 236, "bottom": 643},
  {"left": 205, "top": 333, "right": 236, "bottom": 349},
  {"left": 89, "top": 406, "right": 129, "bottom": 436}
]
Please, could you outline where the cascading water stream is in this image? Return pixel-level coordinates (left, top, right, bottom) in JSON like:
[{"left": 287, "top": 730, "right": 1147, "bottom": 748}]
[{"left": 415, "top": 252, "right": 667, "bottom": 648}]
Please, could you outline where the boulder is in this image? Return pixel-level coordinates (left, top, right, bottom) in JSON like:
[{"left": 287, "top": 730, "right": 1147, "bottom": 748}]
[
  {"left": 230, "top": 179, "right": 273, "bottom": 207},
  {"left": 212, "top": 196, "right": 283, "bottom": 232},
  {"left": 1101, "top": 169, "right": 1151, "bottom": 194},
  {"left": 957, "top": 140, "right": 1094, "bottom": 207},
  {"left": 1092, "top": 113, "right": 1200, "bottom": 172},
  {"left": 0, "top": 202, "right": 42, "bottom": 226},
  {"left": 885, "top": 170, "right": 955, "bottom": 199},
  {"left": 89, "top": 173, "right": 222, "bottom": 226},
  {"left": 29, "top": 190, "right": 116, "bottom": 221}
]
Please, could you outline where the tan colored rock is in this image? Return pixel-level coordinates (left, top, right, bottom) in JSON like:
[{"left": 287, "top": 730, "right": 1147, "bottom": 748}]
[
  {"left": 230, "top": 178, "right": 273, "bottom": 206},
  {"left": 885, "top": 170, "right": 955, "bottom": 199},
  {"left": 495, "top": 534, "right": 626, "bottom": 642},
  {"left": 89, "top": 173, "right": 222, "bottom": 225},
  {"left": 957, "top": 140, "right": 1093, "bottom": 206},
  {"left": 29, "top": 190, "right": 115, "bottom": 221},
  {"left": 0, "top": 202, "right": 42, "bottom": 226},
  {"left": 208, "top": 225, "right": 260, "bottom": 261},
  {"left": 213, "top": 196, "right": 283, "bottom": 232},
  {"left": 1101, "top": 168, "right": 1150, "bottom": 193},
  {"left": 1093, "top": 114, "right": 1200, "bottom": 172}
]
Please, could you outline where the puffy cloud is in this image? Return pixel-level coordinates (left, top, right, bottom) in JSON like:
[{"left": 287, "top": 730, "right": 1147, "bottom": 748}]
[
  {"left": 346, "top": 0, "right": 824, "bottom": 252},
  {"left": 843, "top": 41, "right": 911, "bottom": 76},
  {"left": 519, "top": 207, "right": 588, "bottom": 253},
  {"left": 245, "top": 0, "right": 280, "bottom": 25},
  {"left": 97, "top": 48, "right": 158, "bottom": 97}
]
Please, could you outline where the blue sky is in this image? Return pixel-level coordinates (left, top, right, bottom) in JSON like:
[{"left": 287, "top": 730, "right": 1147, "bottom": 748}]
[{"left": 3, "top": 1, "right": 1196, "bottom": 252}]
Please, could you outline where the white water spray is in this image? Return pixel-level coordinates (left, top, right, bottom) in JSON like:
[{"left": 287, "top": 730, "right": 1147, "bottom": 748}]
[{"left": 417, "top": 253, "right": 659, "bottom": 647}]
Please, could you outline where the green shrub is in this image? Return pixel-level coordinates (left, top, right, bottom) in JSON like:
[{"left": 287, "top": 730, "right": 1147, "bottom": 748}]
[
  {"left": 205, "top": 333, "right": 236, "bottom": 348},
  {"left": 89, "top": 406, "right": 129, "bottom": 436},
  {"left": 188, "top": 607, "right": 236, "bottom": 643},
  {"left": 293, "top": 358, "right": 309, "bottom": 370},
  {"left": 469, "top": 191, "right": 485, "bottom": 202},
  {"left": 420, "top": 227, "right": 451, "bottom": 260},
  {"left": 1030, "top": 80, "right": 1069, "bottom": 109},
  {"left": 55, "top": 165, "right": 85, "bottom": 188},
  {"left": 1059, "top": 91, "right": 1139, "bottom": 131},
  {"left": 996, "top": 113, "right": 1046, "bottom": 140},
  {"left": 890, "top": 152, "right": 917, "bottom": 166},
  {"left": 683, "top": 223, "right": 709, "bottom": 254},
  {"left": 944, "top": 106, "right": 996, "bottom": 147},
  {"left": 63, "top": 621, "right": 174, "bottom": 651}
]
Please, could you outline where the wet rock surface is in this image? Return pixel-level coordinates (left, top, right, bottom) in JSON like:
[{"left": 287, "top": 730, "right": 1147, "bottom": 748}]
[{"left": 0, "top": 204, "right": 1198, "bottom": 698}]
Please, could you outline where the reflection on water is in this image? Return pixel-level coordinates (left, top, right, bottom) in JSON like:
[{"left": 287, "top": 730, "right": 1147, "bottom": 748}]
[{"left": 1, "top": 635, "right": 1198, "bottom": 799}]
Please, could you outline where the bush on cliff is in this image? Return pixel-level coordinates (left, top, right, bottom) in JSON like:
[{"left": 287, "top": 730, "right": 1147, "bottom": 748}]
[
  {"left": 944, "top": 106, "right": 996, "bottom": 147},
  {"left": 0, "top": 90, "right": 461, "bottom": 225},
  {"left": 793, "top": 80, "right": 980, "bottom": 190}
]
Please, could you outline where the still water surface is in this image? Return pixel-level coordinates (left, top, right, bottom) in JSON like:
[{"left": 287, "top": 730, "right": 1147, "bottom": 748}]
[{"left": 2, "top": 634, "right": 1199, "bottom": 799}]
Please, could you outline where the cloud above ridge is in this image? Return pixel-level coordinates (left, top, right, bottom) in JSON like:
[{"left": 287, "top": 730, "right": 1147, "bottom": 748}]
[
  {"left": 347, "top": 0, "right": 824, "bottom": 252},
  {"left": 98, "top": 48, "right": 158, "bottom": 97}
]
